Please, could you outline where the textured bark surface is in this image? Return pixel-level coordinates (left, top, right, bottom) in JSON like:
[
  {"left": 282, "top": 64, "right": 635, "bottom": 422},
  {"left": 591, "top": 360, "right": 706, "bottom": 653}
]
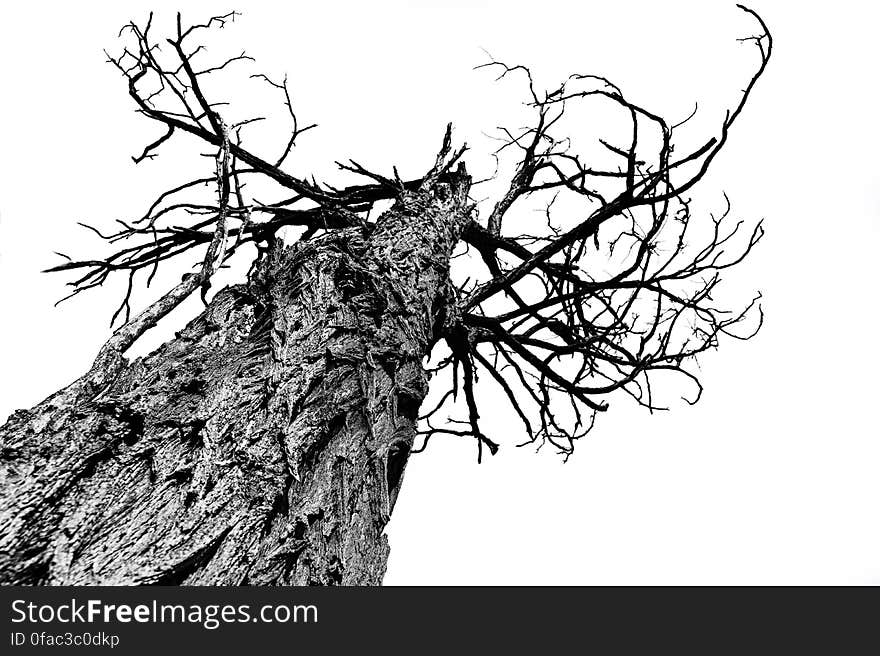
[{"left": 0, "top": 172, "right": 470, "bottom": 585}]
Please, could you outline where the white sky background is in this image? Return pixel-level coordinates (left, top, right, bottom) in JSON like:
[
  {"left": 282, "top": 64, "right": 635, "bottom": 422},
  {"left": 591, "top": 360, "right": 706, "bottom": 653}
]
[{"left": 0, "top": 0, "right": 878, "bottom": 584}]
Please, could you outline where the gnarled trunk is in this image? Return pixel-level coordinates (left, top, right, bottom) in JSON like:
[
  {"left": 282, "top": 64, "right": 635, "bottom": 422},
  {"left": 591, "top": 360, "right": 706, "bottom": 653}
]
[{"left": 0, "top": 171, "right": 470, "bottom": 585}]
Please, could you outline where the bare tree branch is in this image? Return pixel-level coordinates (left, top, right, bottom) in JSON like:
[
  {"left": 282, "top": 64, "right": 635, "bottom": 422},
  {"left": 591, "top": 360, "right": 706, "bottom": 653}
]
[{"left": 51, "top": 6, "right": 771, "bottom": 460}]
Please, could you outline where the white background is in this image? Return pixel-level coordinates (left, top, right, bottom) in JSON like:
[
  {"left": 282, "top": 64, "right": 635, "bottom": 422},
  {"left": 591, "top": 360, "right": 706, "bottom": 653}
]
[{"left": 1, "top": 1, "right": 878, "bottom": 585}]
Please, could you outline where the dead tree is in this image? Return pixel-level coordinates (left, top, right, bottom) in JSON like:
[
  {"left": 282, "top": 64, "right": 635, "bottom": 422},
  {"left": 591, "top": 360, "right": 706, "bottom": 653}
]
[{"left": 0, "top": 7, "right": 771, "bottom": 585}]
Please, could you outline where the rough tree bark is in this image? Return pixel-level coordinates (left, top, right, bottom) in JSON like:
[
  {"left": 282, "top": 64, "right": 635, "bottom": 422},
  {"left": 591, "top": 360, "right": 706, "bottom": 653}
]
[{"left": 0, "top": 169, "right": 471, "bottom": 585}]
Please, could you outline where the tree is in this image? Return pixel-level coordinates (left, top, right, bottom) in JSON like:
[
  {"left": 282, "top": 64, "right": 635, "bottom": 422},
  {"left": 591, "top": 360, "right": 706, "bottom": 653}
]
[{"left": 0, "top": 6, "right": 770, "bottom": 585}]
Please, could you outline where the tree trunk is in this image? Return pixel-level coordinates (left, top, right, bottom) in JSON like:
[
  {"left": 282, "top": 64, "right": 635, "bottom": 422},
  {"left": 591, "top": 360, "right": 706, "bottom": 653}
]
[{"left": 0, "top": 170, "right": 471, "bottom": 585}]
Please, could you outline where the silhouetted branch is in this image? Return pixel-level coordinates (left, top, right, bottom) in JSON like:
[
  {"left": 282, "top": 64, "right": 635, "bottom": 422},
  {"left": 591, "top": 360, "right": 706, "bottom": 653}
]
[
  {"left": 51, "top": 7, "right": 771, "bottom": 460},
  {"left": 429, "top": 5, "right": 771, "bottom": 457}
]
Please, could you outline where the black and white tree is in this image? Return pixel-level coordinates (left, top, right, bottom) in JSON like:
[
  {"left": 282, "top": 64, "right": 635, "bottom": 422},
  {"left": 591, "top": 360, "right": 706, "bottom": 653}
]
[{"left": 0, "top": 6, "right": 771, "bottom": 585}]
